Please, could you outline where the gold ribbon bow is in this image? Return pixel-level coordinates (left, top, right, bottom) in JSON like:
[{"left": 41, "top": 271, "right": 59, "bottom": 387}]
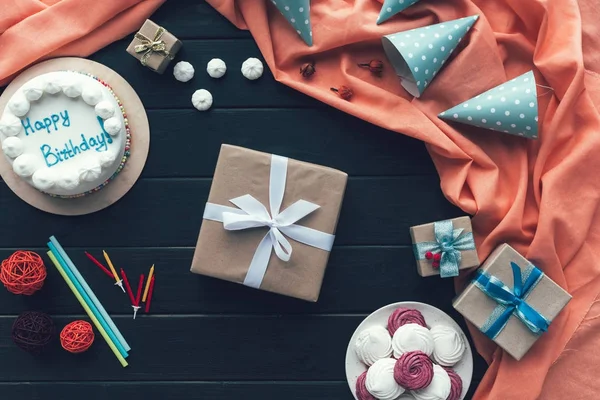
[{"left": 134, "top": 26, "right": 174, "bottom": 67}]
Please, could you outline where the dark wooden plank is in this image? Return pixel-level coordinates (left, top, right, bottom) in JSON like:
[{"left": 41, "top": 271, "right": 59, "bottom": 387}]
[
  {"left": 0, "top": 177, "right": 462, "bottom": 248},
  {"left": 0, "top": 381, "right": 481, "bottom": 400},
  {"left": 141, "top": 109, "right": 435, "bottom": 178},
  {"left": 90, "top": 39, "right": 320, "bottom": 108},
  {"left": 0, "top": 315, "right": 487, "bottom": 382},
  {"left": 0, "top": 247, "right": 461, "bottom": 315},
  {"left": 151, "top": 0, "right": 251, "bottom": 39}
]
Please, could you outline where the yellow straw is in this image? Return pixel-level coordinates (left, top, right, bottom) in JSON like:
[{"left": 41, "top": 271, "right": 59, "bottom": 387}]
[
  {"left": 102, "top": 250, "right": 120, "bottom": 283},
  {"left": 142, "top": 264, "right": 155, "bottom": 302},
  {"left": 48, "top": 251, "right": 128, "bottom": 367}
]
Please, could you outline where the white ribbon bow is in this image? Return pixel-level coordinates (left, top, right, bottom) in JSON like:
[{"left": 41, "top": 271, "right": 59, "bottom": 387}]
[{"left": 203, "top": 154, "right": 335, "bottom": 288}]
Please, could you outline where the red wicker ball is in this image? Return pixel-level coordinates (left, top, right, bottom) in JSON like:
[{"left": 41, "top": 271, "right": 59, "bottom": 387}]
[
  {"left": 60, "top": 320, "right": 95, "bottom": 354},
  {"left": 0, "top": 251, "right": 47, "bottom": 295}
]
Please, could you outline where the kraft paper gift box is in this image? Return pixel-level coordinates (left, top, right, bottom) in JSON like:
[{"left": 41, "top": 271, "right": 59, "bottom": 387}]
[
  {"left": 126, "top": 19, "right": 182, "bottom": 74},
  {"left": 190, "top": 144, "right": 348, "bottom": 302},
  {"left": 453, "top": 243, "right": 571, "bottom": 360},
  {"left": 410, "top": 216, "right": 479, "bottom": 278}
]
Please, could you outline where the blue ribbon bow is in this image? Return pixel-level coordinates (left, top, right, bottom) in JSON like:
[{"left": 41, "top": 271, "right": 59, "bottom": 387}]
[
  {"left": 413, "top": 219, "right": 476, "bottom": 278},
  {"left": 473, "top": 262, "right": 550, "bottom": 339}
]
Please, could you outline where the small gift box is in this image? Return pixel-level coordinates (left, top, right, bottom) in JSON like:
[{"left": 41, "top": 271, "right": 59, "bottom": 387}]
[
  {"left": 410, "top": 216, "right": 479, "bottom": 278},
  {"left": 453, "top": 244, "right": 571, "bottom": 360},
  {"left": 190, "top": 144, "right": 347, "bottom": 302},
  {"left": 126, "top": 19, "right": 182, "bottom": 74}
]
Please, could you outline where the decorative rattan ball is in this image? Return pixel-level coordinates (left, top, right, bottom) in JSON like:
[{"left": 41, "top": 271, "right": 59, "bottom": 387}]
[
  {"left": 60, "top": 320, "right": 95, "bottom": 353},
  {"left": 11, "top": 311, "right": 55, "bottom": 354},
  {"left": 0, "top": 251, "right": 47, "bottom": 295}
]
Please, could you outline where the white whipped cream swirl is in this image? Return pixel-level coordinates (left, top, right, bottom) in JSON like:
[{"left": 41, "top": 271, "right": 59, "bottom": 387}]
[
  {"left": 365, "top": 358, "right": 405, "bottom": 400},
  {"left": 411, "top": 365, "right": 451, "bottom": 400},
  {"left": 430, "top": 325, "right": 465, "bottom": 367},
  {"left": 392, "top": 323, "right": 434, "bottom": 358},
  {"left": 354, "top": 325, "right": 393, "bottom": 366}
]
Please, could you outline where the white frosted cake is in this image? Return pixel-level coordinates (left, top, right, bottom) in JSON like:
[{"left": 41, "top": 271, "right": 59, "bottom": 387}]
[{"left": 0, "top": 71, "right": 131, "bottom": 198}]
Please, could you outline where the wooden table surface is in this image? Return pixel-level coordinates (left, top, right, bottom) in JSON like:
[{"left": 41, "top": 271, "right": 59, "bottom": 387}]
[{"left": 0, "top": 2, "right": 487, "bottom": 399}]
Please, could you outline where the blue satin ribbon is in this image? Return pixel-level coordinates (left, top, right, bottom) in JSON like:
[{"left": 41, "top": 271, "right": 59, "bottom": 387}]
[
  {"left": 413, "top": 219, "right": 476, "bottom": 278},
  {"left": 473, "top": 262, "right": 550, "bottom": 340}
]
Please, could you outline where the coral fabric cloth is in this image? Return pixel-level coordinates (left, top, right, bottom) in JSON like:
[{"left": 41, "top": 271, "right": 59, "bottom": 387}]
[
  {"left": 206, "top": 0, "right": 600, "bottom": 399},
  {"left": 0, "top": 0, "right": 165, "bottom": 87}
]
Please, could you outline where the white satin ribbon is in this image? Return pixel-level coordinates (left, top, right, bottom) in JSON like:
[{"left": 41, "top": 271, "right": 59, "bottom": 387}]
[{"left": 203, "top": 154, "right": 335, "bottom": 288}]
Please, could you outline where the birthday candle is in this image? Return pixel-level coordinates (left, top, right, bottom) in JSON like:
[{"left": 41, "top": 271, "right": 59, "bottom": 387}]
[
  {"left": 145, "top": 276, "right": 155, "bottom": 313},
  {"left": 85, "top": 251, "right": 114, "bottom": 279},
  {"left": 135, "top": 274, "right": 145, "bottom": 307},
  {"left": 103, "top": 250, "right": 120, "bottom": 282},
  {"left": 120, "top": 268, "right": 136, "bottom": 306},
  {"left": 142, "top": 265, "right": 154, "bottom": 302}
]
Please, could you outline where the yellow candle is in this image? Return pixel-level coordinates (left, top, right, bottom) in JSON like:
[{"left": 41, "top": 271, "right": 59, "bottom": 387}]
[
  {"left": 103, "top": 250, "right": 120, "bottom": 283},
  {"left": 48, "top": 251, "right": 128, "bottom": 367},
  {"left": 142, "top": 264, "right": 155, "bottom": 302}
]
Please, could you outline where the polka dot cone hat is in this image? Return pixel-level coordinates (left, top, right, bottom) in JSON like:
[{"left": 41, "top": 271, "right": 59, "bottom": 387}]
[
  {"left": 439, "top": 71, "right": 539, "bottom": 139},
  {"left": 271, "top": 0, "right": 313, "bottom": 46},
  {"left": 377, "top": 0, "right": 422, "bottom": 25},
  {"left": 382, "top": 15, "right": 479, "bottom": 97}
]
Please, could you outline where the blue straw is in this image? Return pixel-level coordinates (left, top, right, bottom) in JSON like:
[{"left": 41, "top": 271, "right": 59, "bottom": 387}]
[{"left": 49, "top": 236, "right": 131, "bottom": 353}]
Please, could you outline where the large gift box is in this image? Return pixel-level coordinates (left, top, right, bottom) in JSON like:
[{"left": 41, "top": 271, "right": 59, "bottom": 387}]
[
  {"left": 453, "top": 243, "right": 571, "bottom": 360},
  {"left": 126, "top": 19, "right": 182, "bottom": 74},
  {"left": 190, "top": 145, "right": 348, "bottom": 302},
  {"left": 410, "top": 216, "right": 479, "bottom": 278}
]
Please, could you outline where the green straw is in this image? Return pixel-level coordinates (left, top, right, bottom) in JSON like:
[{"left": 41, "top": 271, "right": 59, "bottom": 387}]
[{"left": 47, "top": 251, "right": 128, "bottom": 367}]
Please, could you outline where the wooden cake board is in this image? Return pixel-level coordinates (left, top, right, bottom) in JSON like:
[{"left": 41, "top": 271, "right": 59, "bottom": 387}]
[{"left": 0, "top": 57, "right": 150, "bottom": 216}]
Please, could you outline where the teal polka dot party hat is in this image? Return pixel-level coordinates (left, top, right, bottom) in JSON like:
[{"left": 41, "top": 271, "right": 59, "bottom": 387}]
[
  {"left": 439, "top": 70, "right": 539, "bottom": 139},
  {"left": 271, "top": 0, "right": 313, "bottom": 46},
  {"left": 382, "top": 15, "right": 479, "bottom": 97},
  {"left": 377, "top": 0, "right": 422, "bottom": 25}
]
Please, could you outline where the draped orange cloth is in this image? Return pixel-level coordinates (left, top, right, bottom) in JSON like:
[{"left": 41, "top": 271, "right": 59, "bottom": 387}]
[
  {"left": 2, "top": 0, "right": 600, "bottom": 397},
  {"left": 0, "top": 0, "right": 165, "bottom": 87},
  {"left": 205, "top": 0, "right": 600, "bottom": 398}
]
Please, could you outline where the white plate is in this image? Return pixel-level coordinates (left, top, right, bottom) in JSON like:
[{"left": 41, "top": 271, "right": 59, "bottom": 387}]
[{"left": 345, "top": 302, "right": 473, "bottom": 400}]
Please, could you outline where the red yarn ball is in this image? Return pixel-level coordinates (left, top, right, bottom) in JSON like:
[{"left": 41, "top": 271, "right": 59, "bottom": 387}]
[
  {"left": 0, "top": 251, "right": 46, "bottom": 295},
  {"left": 60, "top": 320, "right": 95, "bottom": 354}
]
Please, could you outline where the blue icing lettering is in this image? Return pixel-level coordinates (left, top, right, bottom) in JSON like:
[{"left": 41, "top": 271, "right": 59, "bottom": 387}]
[
  {"left": 40, "top": 144, "right": 59, "bottom": 167},
  {"left": 21, "top": 118, "right": 34, "bottom": 136},
  {"left": 34, "top": 120, "right": 45, "bottom": 132},
  {"left": 97, "top": 116, "right": 113, "bottom": 145},
  {"left": 60, "top": 110, "right": 70, "bottom": 127}
]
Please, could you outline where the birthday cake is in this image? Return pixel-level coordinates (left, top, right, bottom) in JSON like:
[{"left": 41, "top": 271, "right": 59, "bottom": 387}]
[{"left": 0, "top": 71, "right": 131, "bottom": 198}]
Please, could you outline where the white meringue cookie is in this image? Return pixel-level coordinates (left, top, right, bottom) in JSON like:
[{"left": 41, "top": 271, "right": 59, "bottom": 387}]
[
  {"left": 82, "top": 83, "right": 103, "bottom": 106},
  {"left": 12, "top": 154, "right": 36, "bottom": 177},
  {"left": 0, "top": 114, "right": 23, "bottom": 136},
  {"left": 79, "top": 159, "right": 102, "bottom": 182},
  {"left": 8, "top": 94, "right": 30, "bottom": 117},
  {"left": 32, "top": 168, "right": 55, "bottom": 191},
  {"left": 365, "top": 358, "right": 405, "bottom": 400},
  {"left": 57, "top": 171, "right": 80, "bottom": 190},
  {"left": 62, "top": 79, "right": 82, "bottom": 97},
  {"left": 44, "top": 79, "right": 62, "bottom": 94},
  {"left": 192, "top": 89, "right": 213, "bottom": 111},
  {"left": 207, "top": 58, "right": 227, "bottom": 78},
  {"left": 241, "top": 57, "right": 264, "bottom": 80},
  {"left": 173, "top": 61, "right": 195, "bottom": 82},
  {"left": 103, "top": 117, "right": 122, "bottom": 136},
  {"left": 354, "top": 326, "right": 393, "bottom": 366},
  {"left": 411, "top": 365, "right": 451, "bottom": 400},
  {"left": 392, "top": 323, "right": 434, "bottom": 358},
  {"left": 95, "top": 100, "right": 115, "bottom": 119},
  {"left": 430, "top": 325, "right": 466, "bottom": 367},
  {"left": 2, "top": 137, "right": 24, "bottom": 158},
  {"left": 23, "top": 81, "right": 44, "bottom": 101},
  {"left": 98, "top": 151, "right": 116, "bottom": 168}
]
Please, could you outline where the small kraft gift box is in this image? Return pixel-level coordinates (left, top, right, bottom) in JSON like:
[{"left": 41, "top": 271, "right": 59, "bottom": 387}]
[
  {"left": 190, "top": 144, "right": 348, "bottom": 302},
  {"left": 126, "top": 19, "right": 182, "bottom": 74},
  {"left": 410, "top": 216, "right": 479, "bottom": 278},
  {"left": 453, "top": 243, "right": 571, "bottom": 360}
]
